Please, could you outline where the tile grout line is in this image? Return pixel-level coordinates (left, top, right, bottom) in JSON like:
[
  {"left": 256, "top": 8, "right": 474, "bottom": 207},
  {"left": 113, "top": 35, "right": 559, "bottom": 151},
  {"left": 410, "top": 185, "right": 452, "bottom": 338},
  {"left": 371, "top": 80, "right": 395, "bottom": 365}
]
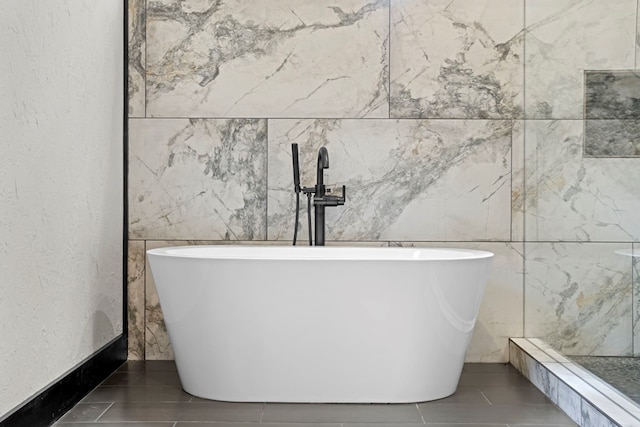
[
  {"left": 260, "top": 402, "right": 266, "bottom": 422},
  {"left": 415, "top": 403, "right": 426, "bottom": 424},
  {"left": 94, "top": 401, "right": 115, "bottom": 422}
]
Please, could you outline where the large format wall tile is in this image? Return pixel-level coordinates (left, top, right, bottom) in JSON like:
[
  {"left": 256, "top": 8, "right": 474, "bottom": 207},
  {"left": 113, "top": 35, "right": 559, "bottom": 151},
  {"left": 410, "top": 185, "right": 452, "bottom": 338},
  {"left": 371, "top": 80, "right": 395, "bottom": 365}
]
[
  {"left": 633, "top": 244, "right": 640, "bottom": 356},
  {"left": 129, "top": 118, "right": 267, "bottom": 240},
  {"left": 465, "top": 242, "right": 524, "bottom": 362},
  {"left": 524, "top": 120, "right": 640, "bottom": 241},
  {"left": 390, "top": 0, "right": 524, "bottom": 119},
  {"left": 268, "top": 119, "right": 512, "bottom": 241},
  {"left": 637, "top": 10, "right": 640, "bottom": 69},
  {"left": 145, "top": 0, "right": 389, "bottom": 118},
  {"left": 524, "top": 242, "right": 632, "bottom": 356},
  {"left": 511, "top": 120, "right": 525, "bottom": 241},
  {"left": 128, "top": 0, "right": 145, "bottom": 117},
  {"left": 145, "top": 240, "right": 175, "bottom": 360},
  {"left": 127, "top": 240, "right": 145, "bottom": 360},
  {"left": 524, "top": 0, "right": 635, "bottom": 119}
]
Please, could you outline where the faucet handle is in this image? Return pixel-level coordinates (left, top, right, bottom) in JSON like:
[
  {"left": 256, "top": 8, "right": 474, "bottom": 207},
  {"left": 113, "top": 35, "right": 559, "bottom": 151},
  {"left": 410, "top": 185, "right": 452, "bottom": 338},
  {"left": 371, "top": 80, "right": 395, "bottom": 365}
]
[
  {"left": 331, "top": 185, "right": 345, "bottom": 203},
  {"left": 314, "top": 185, "right": 346, "bottom": 206},
  {"left": 326, "top": 185, "right": 345, "bottom": 197},
  {"left": 338, "top": 185, "right": 346, "bottom": 205}
]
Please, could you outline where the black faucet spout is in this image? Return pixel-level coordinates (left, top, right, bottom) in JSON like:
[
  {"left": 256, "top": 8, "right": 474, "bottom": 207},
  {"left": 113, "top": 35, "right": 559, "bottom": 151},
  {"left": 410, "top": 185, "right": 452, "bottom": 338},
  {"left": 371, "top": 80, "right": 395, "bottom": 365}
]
[{"left": 316, "top": 147, "right": 329, "bottom": 196}]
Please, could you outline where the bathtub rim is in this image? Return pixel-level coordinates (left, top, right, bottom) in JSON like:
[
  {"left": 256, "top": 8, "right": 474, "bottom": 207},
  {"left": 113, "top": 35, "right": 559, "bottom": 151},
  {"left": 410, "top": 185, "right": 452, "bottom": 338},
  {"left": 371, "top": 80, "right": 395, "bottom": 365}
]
[{"left": 146, "top": 245, "right": 494, "bottom": 261}]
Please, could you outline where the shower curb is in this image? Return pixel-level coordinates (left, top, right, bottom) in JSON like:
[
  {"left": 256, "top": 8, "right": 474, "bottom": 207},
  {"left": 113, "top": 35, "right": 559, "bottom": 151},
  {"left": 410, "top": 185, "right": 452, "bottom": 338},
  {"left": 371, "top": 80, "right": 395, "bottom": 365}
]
[{"left": 509, "top": 338, "right": 640, "bottom": 427}]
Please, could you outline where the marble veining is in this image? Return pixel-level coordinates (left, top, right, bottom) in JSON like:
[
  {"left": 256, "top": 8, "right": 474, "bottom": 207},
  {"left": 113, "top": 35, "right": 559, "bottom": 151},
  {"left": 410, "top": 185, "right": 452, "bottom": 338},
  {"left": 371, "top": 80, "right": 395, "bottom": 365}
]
[
  {"left": 524, "top": 0, "right": 636, "bottom": 119},
  {"left": 128, "top": 0, "right": 145, "bottom": 117},
  {"left": 127, "top": 241, "right": 145, "bottom": 360},
  {"left": 129, "top": 118, "right": 267, "bottom": 240},
  {"left": 581, "top": 401, "right": 619, "bottom": 427},
  {"left": 524, "top": 120, "right": 640, "bottom": 241},
  {"left": 524, "top": 243, "right": 632, "bottom": 356},
  {"left": 143, "top": 240, "right": 196, "bottom": 360},
  {"left": 509, "top": 341, "right": 557, "bottom": 398},
  {"left": 633, "top": 248, "right": 640, "bottom": 356},
  {"left": 511, "top": 120, "right": 525, "bottom": 241},
  {"left": 267, "top": 119, "right": 512, "bottom": 242},
  {"left": 557, "top": 381, "right": 582, "bottom": 424},
  {"left": 145, "top": 270, "right": 173, "bottom": 360},
  {"left": 390, "top": 0, "right": 524, "bottom": 119},
  {"left": 530, "top": 360, "right": 559, "bottom": 402},
  {"left": 509, "top": 340, "right": 529, "bottom": 374},
  {"left": 146, "top": 0, "right": 389, "bottom": 118}
]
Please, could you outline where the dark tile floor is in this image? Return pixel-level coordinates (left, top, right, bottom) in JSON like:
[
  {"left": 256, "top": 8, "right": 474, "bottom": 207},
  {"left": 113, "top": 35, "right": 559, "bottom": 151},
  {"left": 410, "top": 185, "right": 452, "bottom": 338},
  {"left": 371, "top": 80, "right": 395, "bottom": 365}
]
[
  {"left": 571, "top": 355, "right": 640, "bottom": 405},
  {"left": 53, "top": 361, "right": 577, "bottom": 426}
]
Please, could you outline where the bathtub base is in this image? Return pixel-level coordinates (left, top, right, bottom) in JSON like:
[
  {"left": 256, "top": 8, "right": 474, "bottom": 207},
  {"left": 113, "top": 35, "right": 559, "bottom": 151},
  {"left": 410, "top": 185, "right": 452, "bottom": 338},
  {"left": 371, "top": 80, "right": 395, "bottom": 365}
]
[{"left": 174, "top": 310, "right": 466, "bottom": 403}]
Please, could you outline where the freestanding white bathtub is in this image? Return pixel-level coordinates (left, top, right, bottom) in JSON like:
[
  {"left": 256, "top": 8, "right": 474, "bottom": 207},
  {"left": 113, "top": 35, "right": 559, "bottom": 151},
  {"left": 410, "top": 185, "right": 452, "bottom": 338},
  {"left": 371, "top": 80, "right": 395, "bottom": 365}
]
[{"left": 147, "top": 245, "right": 493, "bottom": 403}]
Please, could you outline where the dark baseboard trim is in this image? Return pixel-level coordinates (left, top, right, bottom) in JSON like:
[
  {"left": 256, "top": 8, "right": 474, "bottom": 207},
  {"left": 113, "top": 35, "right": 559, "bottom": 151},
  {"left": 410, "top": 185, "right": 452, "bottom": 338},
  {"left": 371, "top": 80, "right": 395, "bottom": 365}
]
[{"left": 0, "top": 335, "right": 126, "bottom": 427}]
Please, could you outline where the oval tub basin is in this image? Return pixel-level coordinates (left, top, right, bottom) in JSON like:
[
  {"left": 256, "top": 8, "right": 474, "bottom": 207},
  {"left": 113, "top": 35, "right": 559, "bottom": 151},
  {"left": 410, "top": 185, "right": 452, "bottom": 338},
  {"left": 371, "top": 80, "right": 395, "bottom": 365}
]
[{"left": 147, "top": 245, "right": 493, "bottom": 403}]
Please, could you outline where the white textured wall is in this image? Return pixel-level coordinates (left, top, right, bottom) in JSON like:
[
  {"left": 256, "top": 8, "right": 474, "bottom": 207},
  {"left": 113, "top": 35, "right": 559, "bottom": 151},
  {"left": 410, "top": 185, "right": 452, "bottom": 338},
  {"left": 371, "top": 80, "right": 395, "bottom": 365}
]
[{"left": 0, "top": 0, "right": 123, "bottom": 417}]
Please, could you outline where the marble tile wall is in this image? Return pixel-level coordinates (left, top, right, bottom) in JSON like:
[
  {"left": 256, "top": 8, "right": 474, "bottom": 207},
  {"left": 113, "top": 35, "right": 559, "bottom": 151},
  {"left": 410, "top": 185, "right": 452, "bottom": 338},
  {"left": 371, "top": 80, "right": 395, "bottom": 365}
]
[
  {"left": 524, "top": 120, "right": 640, "bottom": 242},
  {"left": 524, "top": 0, "right": 636, "bottom": 119},
  {"left": 127, "top": 241, "right": 145, "bottom": 360},
  {"left": 145, "top": 0, "right": 389, "bottom": 118},
  {"left": 127, "top": 0, "right": 144, "bottom": 117},
  {"left": 267, "top": 119, "right": 513, "bottom": 241},
  {"left": 127, "top": 0, "right": 640, "bottom": 361},
  {"left": 633, "top": 244, "right": 640, "bottom": 356},
  {"left": 129, "top": 118, "right": 267, "bottom": 240},
  {"left": 524, "top": 243, "right": 632, "bottom": 356},
  {"left": 389, "top": 0, "right": 524, "bottom": 119}
]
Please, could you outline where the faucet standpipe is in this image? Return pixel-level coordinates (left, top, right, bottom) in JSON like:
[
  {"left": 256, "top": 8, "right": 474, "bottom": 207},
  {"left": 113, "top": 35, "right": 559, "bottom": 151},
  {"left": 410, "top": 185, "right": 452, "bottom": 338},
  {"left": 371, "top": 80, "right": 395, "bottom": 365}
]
[{"left": 290, "top": 144, "right": 346, "bottom": 246}]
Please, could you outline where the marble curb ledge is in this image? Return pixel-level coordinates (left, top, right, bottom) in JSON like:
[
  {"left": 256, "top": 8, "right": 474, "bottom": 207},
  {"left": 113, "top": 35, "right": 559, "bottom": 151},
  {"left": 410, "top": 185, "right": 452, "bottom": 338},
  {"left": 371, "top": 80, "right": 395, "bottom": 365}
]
[{"left": 509, "top": 337, "right": 640, "bottom": 427}]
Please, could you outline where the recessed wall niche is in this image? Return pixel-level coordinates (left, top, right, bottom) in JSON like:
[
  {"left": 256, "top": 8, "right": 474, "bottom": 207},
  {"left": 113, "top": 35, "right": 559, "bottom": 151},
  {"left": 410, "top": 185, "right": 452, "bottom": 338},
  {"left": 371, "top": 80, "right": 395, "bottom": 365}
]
[{"left": 584, "top": 71, "right": 640, "bottom": 157}]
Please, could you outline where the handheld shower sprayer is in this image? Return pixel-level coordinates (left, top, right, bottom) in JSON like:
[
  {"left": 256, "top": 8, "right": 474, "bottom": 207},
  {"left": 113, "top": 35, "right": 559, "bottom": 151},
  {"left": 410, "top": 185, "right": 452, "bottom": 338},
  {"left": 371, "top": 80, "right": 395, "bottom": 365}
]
[
  {"left": 291, "top": 144, "right": 302, "bottom": 245},
  {"left": 291, "top": 144, "right": 312, "bottom": 246},
  {"left": 292, "top": 143, "right": 301, "bottom": 194}
]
